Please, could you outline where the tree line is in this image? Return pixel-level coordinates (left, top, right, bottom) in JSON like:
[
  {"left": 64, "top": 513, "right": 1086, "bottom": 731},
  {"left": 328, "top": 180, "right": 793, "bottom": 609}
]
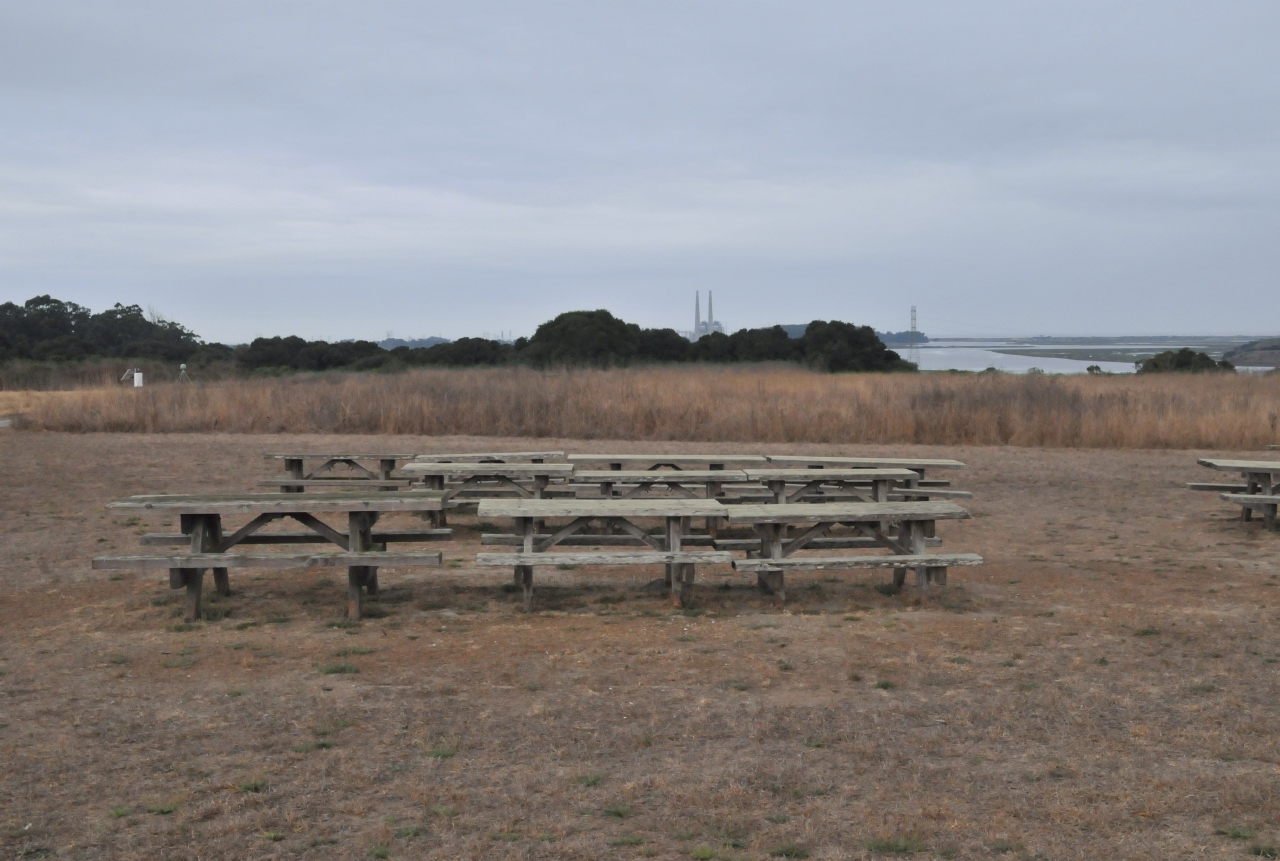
[{"left": 1, "top": 298, "right": 915, "bottom": 374}]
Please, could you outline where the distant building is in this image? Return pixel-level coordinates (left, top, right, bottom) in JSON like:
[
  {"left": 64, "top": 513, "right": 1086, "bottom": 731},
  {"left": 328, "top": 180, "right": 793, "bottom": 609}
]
[{"left": 684, "top": 290, "right": 725, "bottom": 340}]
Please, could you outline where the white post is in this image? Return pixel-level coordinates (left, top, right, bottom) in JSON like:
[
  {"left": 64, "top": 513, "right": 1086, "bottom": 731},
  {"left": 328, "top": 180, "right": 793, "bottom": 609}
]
[{"left": 133, "top": 371, "right": 144, "bottom": 388}]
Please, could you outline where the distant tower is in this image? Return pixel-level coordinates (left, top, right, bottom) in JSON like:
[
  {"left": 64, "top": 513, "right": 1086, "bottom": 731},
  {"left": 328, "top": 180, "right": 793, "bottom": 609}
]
[
  {"left": 908, "top": 306, "right": 921, "bottom": 365},
  {"left": 708, "top": 291, "right": 714, "bottom": 333},
  {"left": 695, "top": 291, "right": 702, "bottom": 337}
]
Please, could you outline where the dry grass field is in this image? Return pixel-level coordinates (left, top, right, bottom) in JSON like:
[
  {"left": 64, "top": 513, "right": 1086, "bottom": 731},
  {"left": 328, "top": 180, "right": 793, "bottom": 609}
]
[
  {"left": 3, "top": 431, "right": 1280, "bottom": 860},
  {"left": 13, "top": 366, "right": 1280, "bottom": 449}
]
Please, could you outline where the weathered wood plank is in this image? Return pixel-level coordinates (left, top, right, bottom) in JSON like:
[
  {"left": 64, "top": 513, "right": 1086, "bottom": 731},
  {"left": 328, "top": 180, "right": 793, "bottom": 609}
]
[
  {"left": 566, "top": 454, "right": 767, "bottom": 464},
  {"left": 258, "top": 479, "right": 414, "bottom": 488},
  {"left": 412, "top": 451, "right": 566, "bottom": 462},
  {"left": 476, "top": 551, "right": 733, "bottom": 566},
  {"left": 571, "top": 470, "right": 752, "bottom": 482},
  {"left": 107, "top": 491, "right": 445, "bottom": 514},
  {"left": 725, "top": 502, "right": 970, "bottom": 523},
  {"left": 478, "top": 499, "right": 728, "bottom": 518},
  {"left": 400, "top": 463, "right": 575, "bottom": 477},
  {"left": 733, "top": 553, "right": 983, "bottom": 572},
  {"left": 94, "top": 552, "right": 443, "bottom": 569},
  {"left": 263, "top": 453, "right": 415, "bottom": 460},
  {"left": 743, "top": 468, "right": 918, "bottom": 481},
  {"left": 142, "top": 529, "right": 452, "bottom": 546},
  {"left": 765, "top": 455, "right": 967, "bottom": 470},
  {"left": 1199, "top": 459, "right": 1280, "bottom": 473},
  {"left": 1186, "top": 482, "right": 1250, "bottom": 492}
]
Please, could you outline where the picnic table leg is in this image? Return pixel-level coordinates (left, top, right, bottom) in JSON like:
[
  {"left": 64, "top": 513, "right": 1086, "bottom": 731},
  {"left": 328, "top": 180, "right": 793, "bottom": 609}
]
[
  {"left": 379, "top": 458, "right": 398, "bottom": 491},
  {"left": 284, "top": 457, "right": 304, "bottom": 493},
  {"left": 210, "top": 517, "right": 230, "bottom": 597},
  {"left": 188, "top": 514, "right": 230, "bottom": 605},
  {"left": 346, "top": 511, "right": 377, "bottom": 619},
  {"left": 666, "top": 516, "right": 686, "bottom": 605},
  {"left": 516, "top": 517, "right": 535, "bottom": 610},
  {"left": 178, "top": 567, "right": 204, "bottom": 623},
  {"left": 1244, "top": 475, "right": 1258, "bottom": 521},
  {"left": 756, "top": 523, "right": 785, "bottom": 604},
  {"left": 909, "top": 521, "right": 930, "bottom": 604}
]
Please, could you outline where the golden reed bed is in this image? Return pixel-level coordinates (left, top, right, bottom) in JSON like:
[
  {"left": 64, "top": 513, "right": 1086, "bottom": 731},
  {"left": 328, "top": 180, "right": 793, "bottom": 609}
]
[{"left": 13, "top": 365, "right": 1280, "bottom": 448}]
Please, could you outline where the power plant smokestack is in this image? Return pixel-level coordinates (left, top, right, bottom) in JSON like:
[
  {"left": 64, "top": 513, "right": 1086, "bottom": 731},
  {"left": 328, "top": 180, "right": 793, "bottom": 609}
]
[
  {"left": 695, "top": 291, "right": 701, "bottom": 337},
  {"left": 708, "top": 291, "right": 714, "bottom": 332}
]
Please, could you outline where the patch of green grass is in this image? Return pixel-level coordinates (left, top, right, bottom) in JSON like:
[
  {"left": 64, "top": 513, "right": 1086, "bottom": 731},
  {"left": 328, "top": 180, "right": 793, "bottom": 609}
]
[
  {"left": 1097, "top": 657, "right": 1109, "bottom": 666},
  {"left": 168, "top": 622, "right": 198, "bottom": 633},
  {"left": 676, "top": 635, "right": 697, "bottom": 642},
  {"left": 1135, "top": 626, "right": 1161, "bottom": 636},
  {"left": 947, "top": 657, "right": 969, "bottom": 664},
  {"left": 998, "top": 659, "right": 1016, "bottom": 667},
  {"left": 146, "top": 802, "right": 179, "bottom": 815},
  {"left": 431, "top": 805, "right": 457, "bottom": 817},
  {"left": 108, "top": 573, "right": 125, "bottom": 581},
  {"left": 770, "top": 842, "right": 811, "bottom": 858},
  {"left": 265, "top": 611, "right": 289, "bottom": 624},
  {"left": 237, "top": 779, "right": 266, "bottom": 793},
  {"left": 334, "top": 647, "right": 375, "bottom": 657},
  {"left": 234, "top": 620, "right": 258, "bottom": 630},
  {"left": 317, "top": 662, "right": 359, "bottom": 675},
  {"left": 874, "top": 680, "right": 895, "bottom": 690},
  {"left": 610, "top": 835, "right": 645, "bottom": 847},
  {"left": 525, "top": 682, "right": 542, "bottom": 691},
  {"left": 489, "top": 831, "right": 520, "bottom": 842},
  {"left": 604, "top": 804, "right": 630, "bottom": 818},
  {"left": 1251, "top": 845, "right": 1280, "bottom": 858},
  {"left": 200, "top": 606, "right": 229, "bottom": 623},
  {"left": 692, "top": 846, "right": 717, "bottom": 860},
  {"left": 227, "top": 687, "right": 246, "bottom": 697},
  {"left": 577, "top": 773, "right": 603, "bottom": 787},
  {"left": 109, "top": 806, "right": 131, "bottom": 819},
  {"left": 263, "top": 832, "right": 285, "bottom": 842},
  {"left": 108, "top": 654, "right": 130, "bottom": 665},
  {"left": 988, "top": 838, "right": 1022, "bottom": 853},
  {"left": 427, "top": 741, "right": 456, "bottom": 759},
  {"left": 1190, "top": 682, "right": 1218, "bottom": 694},
  {"left": 723, "top": 680, "right": 751, "bottom": 691},
  {"left": 1217, "top": 826, "right": 1256, "bottom": 840},
  {"left": 361, "top": 605, "right": 389, "bottom": 619},
  {"left": 370, "top": 843, "right": 392, "bottom": 858},
  {"left": 867, "top": 835, "right": 925, "bottom": 853},
  {"left": 777, "top": 660, "right": 793, "bottom": 671},
  {"left": 556, "top": 563, "right": 578, "bottom": 570},
  {"left": 149, "top": 596, "right": 172, "bottom": 607},
  {"left": 395, "top": 826, "right": 422, "bottom": 838}
]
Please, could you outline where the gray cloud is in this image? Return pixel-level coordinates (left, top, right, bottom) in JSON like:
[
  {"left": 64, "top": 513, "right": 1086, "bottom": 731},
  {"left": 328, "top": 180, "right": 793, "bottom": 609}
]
[{"left": 2, "top": 1, "right": 1278, "bottom": 341}]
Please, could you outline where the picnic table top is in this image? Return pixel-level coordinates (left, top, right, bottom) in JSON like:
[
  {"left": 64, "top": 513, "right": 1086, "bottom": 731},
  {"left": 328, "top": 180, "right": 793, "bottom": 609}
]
[
  {"left": 107, "top": 490, "right": 446, "bottom": 514},
  {"left": 566, "top": 454, "right": 768, "bottom": 464},
  {"left": 1198, "top": 458, "right": 1280, "bottom": 473},
  {"left": 400, "top": 462, "right": 575, "bottom": 476},
  {"left": 725, "top": 501, "right": 971, "bottom": 524},
  {"left": 477, "top": 498, "right": 727, "bottom": 518},
  {"left": 743, "top": 468, "right": 919, "bottom": 481},
  {"left": 571, "top": 469, "right": 752, "bottom": 481},
  {"left": 764, "top": 455, "right": 967, "bottom": 470},
  {"left": 412, "top": 451, "right": 565, "bottom": 462},
  {"left": 263, "top": 452, "right": 416, "bottom": 460}
]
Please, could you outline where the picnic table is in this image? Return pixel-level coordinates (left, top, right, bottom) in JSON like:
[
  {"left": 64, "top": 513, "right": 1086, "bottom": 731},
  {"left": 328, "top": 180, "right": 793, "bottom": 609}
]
[
  {"left": 724, "top": 501, "right": 982, "bottom": 603},
  {"left": 742, "top": 468, "right": 919, "bottom": 504},
  {"left": 411, "top": 450, "right": 565, "bottom": 463},
  {"left": 764, "top": 455, "right": 966, "bottom": 487},
  {"left": 1195, "top": 458, "right": 1280, "bottom": 527},
  {"left": 263, "top": 452, "right": 417, "bottom": 492},
  {"left": 399, "top": 462, "right": 576, "bottom": 525},
  {"left": 474, "top": 498, "right": 731, "bottom": 608},
  {"left": 92, "top": 490, "right": 446, "bottom": 621},
  {"left": 569, "top": 469, "right": 756, "bottom": 499},
  {"left": 567, "top": 454, "right": 767, "bottom": 471}
]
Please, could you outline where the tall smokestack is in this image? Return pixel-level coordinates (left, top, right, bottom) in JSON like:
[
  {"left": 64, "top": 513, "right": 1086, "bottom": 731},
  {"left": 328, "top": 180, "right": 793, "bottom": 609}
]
[
  {"left": 708, "top": 291, "right": 714, "bottom": 330},
  {"left": 695, "top": 291, "right": 701, "bottom": 335}
]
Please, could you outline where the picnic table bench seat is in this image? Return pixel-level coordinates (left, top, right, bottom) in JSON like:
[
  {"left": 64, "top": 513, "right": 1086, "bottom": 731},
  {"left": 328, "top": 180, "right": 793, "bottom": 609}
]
[
  {"left": 411, "top": 450, "right": 565, "bottom": 463},
  {"left": 1186, "top": 482, "right": 1250, "bottom": 493},
  {"left": 732, "top": 553, "right": 983, "bottom": 572},
  {"left": 140, "top": 528, "right": 452, "bottom": 546}
]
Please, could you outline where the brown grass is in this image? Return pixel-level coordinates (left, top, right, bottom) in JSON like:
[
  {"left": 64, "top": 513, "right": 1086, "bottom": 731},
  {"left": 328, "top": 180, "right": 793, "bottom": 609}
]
[
  {"left": 4, "top": 431, "right": 1280, "bottom": 859},
  {"left": 14, "top": 365, "right": 1280, "bottom": 448}
]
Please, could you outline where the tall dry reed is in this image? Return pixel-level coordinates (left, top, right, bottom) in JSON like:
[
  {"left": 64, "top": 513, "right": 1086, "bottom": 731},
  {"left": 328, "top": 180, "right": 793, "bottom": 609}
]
[{"left": 15, "top": 365, "right": 1280, "bottom": 449}]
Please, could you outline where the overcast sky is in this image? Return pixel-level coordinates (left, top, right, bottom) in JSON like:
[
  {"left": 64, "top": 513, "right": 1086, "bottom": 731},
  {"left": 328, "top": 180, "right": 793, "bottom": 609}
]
[{"left": 2, "top": 2, "right": 1278, "bottom": 342}]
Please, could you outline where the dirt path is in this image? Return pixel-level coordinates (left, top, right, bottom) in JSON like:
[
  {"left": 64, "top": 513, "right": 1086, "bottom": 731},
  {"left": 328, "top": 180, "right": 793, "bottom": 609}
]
[{"left": 0, "top": 432, "right": 1276, "bottom": 859}]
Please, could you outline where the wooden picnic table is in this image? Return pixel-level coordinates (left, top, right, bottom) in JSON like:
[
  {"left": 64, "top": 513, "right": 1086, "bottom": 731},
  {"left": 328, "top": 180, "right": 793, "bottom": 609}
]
[
  {"left": 567, "top": 454, "right": 767, "bottom": 471},
  {"left": 93, "top": 490, "right": 446, "bottom": 621},
  {"left": 400, "top": 462, "right": 575, "bottom": 526},
  {"left": 742, "top": 468, "right": 918, "bottom": 504},
  {"left": 411, "top": 450, "right": 565, "bottom": 463},
  {"left": 724, "top": 502, "right": 982, "bottom": 603},
  {"left": 264, "top": 452, "right": 417, "bottom": 492},
  {"left": 1197, "top": 458, "right": 1280, "bottom": 527},
  {"left": 474, "top": 498, "right": 731, "bottom": 608},
  {"left": 569, "top": 469, "right": 755, "bottom": 499}
]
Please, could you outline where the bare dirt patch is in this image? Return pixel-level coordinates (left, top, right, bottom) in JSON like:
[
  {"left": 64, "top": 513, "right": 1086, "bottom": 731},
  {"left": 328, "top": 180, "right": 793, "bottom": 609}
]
[{"left": 1, "top": 432, "right": 1278, "bottom": 859}]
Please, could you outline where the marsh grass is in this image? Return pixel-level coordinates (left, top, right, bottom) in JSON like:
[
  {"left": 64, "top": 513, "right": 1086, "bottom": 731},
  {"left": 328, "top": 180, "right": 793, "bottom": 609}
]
[{"left": 20, "top": 365, "right": 1280, "bottom": 449}]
